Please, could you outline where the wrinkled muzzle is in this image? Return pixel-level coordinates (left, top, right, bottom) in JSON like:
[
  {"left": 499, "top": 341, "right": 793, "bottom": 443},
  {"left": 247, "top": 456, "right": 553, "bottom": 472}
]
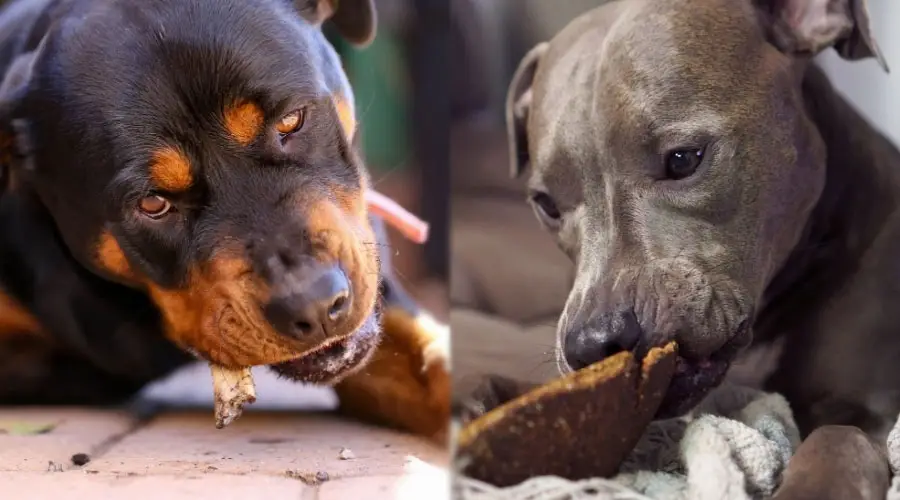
[{"left": 558, "top": 257, "right": 754, "bottom": 416}]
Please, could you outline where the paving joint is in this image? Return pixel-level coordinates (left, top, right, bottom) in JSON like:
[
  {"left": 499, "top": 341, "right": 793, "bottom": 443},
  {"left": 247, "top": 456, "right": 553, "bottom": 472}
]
[{"left": 63, "top": 410, "right": 156, "bottom": 472}]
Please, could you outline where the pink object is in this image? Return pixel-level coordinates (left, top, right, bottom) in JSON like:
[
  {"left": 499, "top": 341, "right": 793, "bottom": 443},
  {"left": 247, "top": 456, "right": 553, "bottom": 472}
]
[{"left": 365, "top": 190, "right": 430, "bottom": 244}]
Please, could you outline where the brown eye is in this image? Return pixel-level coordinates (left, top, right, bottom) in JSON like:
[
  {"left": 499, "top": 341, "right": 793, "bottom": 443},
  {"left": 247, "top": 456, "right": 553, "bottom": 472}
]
[
  {"left": 138, "top": 195, "right": 172, "bottom": 219},
  {"left": 276, "top": 109, "right": 306, "bottom": 136}
]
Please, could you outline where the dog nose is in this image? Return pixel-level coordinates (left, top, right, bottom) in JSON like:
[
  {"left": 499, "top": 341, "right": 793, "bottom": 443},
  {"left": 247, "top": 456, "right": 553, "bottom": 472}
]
[
  {"left": 563, "top": 309, "right": 642, "bottom": 371},
  {"left": 265, "top": 263, "right": 352, "bottom": 340}
]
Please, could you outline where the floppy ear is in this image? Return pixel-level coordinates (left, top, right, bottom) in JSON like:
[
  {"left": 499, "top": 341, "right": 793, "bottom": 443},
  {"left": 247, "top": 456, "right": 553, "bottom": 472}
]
[
  {"left": 294, "top": 0, "right": 376, "bottom": 47},
  {"left": 506, "top": 43, "right": 547, "bottom": 179},
  {"left": 0, "top": 48, "right": 39, "bottom": 193},
  {"left": 758, "top": 0, "right": 888, "bottom": 72}
]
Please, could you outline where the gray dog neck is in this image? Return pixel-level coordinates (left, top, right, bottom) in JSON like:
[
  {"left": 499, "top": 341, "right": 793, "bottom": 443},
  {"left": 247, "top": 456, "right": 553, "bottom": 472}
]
[{"left": 756, "top": 63, "right": 900, "bottom": 342}]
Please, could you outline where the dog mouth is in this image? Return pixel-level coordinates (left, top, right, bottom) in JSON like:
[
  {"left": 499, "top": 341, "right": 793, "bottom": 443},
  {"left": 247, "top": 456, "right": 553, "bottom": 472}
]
[
  {"left": 654, "top": 355, "right": 731, "bottom": 418},
  {"left": 267, "top": 307, "right": 381, "bottom": 384},
  {"left": 652, "top": 319, "right": 752, "bottom": 419}
]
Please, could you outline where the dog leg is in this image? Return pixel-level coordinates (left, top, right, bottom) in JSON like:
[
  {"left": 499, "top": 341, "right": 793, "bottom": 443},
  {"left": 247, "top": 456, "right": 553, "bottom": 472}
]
[{"left": 335, "top": 304, "right": 450, "bottom": 442}]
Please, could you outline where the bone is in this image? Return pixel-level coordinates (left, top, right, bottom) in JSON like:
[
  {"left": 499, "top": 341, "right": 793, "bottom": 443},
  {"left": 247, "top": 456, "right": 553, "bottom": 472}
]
[
  {"left": 210, "top": 364, "right": 257, "bottom": 429},
  {"left": 456, "top": 342, "right": 677, "bottom": 487}
]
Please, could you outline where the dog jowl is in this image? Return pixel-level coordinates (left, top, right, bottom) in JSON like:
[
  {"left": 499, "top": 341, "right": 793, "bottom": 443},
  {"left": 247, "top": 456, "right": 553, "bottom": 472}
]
[
  {"left": 506, "top": 0, "right": 885, "bottom": 417},
  {"left": 0, "top": 0, "right": 384, "bottom": 383}
]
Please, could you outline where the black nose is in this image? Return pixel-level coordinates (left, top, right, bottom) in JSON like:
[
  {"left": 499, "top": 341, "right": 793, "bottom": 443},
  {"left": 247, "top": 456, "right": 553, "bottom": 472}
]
[
  {"left": 265, "top": 264, "right": 352, "bottom": 340},
  {"left": 563, "top": 308, "right": 643, "bottom": 371}
]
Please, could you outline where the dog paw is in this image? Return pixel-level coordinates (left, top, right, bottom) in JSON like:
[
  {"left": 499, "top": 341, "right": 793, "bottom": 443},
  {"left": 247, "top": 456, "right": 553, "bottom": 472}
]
[{"left": 334, "top": 307, "right": 450, "bottom": 444}]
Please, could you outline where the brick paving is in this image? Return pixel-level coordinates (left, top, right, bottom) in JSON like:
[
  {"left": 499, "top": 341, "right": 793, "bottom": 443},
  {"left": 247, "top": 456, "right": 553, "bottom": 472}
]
[{"left": 0, "top": 366, "right": 449, "bottom": 499}]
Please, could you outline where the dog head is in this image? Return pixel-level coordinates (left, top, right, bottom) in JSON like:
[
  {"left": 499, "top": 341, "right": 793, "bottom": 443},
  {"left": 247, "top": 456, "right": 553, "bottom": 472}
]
[
  {"left": 0, "top": 0, "right": 383, "bottom": 383},
  {"left": 507, "top": 0, "right": 886, "bottom": 416}
]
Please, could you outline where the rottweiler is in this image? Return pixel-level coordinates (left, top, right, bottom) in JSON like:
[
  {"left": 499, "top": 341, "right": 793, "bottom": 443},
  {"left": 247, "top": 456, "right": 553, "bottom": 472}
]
[{"left": 0, "top": 0, "right": 449, "bottom": 441}]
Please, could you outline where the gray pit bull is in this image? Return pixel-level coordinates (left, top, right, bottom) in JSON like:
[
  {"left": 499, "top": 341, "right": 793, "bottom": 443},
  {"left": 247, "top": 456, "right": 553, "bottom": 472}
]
[{"left": 469, "top": 0, "right": 900, "bottom": 441}]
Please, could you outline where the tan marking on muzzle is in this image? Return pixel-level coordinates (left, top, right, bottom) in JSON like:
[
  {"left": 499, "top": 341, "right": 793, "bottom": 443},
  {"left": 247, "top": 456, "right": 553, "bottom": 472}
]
[
  {"left": 94, "top": 231, "right": 299, "bottom": 367},
  {"left": 304, "top": 188, "right": 378, "bottom": 338},
  {"left": 0, "top": 290, "right": 43, "bottom": 338},
  {"left": 95, "top": 231, "right": 139, "bottom": 284}
]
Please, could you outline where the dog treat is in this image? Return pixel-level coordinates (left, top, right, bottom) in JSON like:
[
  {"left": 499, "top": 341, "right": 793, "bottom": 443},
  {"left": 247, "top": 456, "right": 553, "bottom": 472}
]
[
  {"left": 210, "top": 365, "right": 257, "bottom": 429},
  {"left": 456, "top": 342, "right": 677, "bottom": 487},
  {"left": 365, "top": 190, "right": 429, "bottom": 244}
]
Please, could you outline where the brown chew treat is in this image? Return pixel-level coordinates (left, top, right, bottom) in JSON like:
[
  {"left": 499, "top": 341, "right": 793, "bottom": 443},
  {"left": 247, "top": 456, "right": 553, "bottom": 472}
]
[
  {"left": 456, "top": 342, "right": 677, "bottom": 487},
  {"left": 210, "top": 365, "right": 257, "bottom": 429}
]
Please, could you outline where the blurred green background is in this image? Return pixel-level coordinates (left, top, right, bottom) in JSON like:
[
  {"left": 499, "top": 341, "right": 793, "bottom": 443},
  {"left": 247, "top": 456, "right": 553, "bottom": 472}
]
[{"left": 326, "top": 0, "right": 451, "bottom": 314}]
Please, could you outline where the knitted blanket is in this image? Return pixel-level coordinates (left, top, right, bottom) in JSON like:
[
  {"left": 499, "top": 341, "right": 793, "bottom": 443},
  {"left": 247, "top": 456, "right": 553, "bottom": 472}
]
[{"left": 887, "top": 415, "right": 900, "bottom": 500}]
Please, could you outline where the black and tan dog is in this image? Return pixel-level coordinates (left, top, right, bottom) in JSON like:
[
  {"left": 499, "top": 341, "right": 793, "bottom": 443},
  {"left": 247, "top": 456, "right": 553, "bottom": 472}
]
[{"left": 0, "top": 0, "right": 448, "bottom": 441}]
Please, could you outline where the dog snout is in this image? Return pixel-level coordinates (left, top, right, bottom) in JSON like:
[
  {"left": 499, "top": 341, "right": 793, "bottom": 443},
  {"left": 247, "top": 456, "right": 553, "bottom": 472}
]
[
  {"left": 563, "top": 308, "right": 643, "bottom": 370},
  {"left": 263, "top": 253, "right": 353, "bottom": 341}
]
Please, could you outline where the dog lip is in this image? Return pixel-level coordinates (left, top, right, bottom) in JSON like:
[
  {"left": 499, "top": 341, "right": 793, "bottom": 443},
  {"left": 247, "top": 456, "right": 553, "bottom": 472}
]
[
  {"left": 285, "top": 324, "right": 371, "bottom": 362},
  {"left": 651, "top": 319, "right": 752, "bottom": 419},
  {"left": 266, "top": 310, "right": 381, "bottom": 384},
  {"left": 654, "top": 355, "right": 731, "bottom": 419}
]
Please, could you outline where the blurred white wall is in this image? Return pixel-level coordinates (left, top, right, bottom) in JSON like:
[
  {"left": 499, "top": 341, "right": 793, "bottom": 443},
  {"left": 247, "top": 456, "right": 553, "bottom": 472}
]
[{"left": 818, "top": 0, "right": 900, "bottom": 145}]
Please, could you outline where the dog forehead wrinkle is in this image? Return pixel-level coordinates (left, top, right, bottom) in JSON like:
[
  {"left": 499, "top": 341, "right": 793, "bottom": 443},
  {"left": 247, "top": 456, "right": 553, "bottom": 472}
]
[
  {"left": 533, "top": 59, "right": 604, "bottom": 174},
  {"left": 603, "top": 2, "right": 765, "bottom": 120},
  {"left": 54, "top": 0, "right": 330, "bottom": 127}
]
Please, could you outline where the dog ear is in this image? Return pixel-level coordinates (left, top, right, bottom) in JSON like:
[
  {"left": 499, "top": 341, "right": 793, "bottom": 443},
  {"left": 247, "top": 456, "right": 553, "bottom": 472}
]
[
  {"left": 295, "top": 0, "right": 377, "bottom": 47},
  {"left": 759, "top": 0, "right": 888, "bottom": 72},
  {"left": 506, "top": 42, "right": 548, "bottom": 179}
]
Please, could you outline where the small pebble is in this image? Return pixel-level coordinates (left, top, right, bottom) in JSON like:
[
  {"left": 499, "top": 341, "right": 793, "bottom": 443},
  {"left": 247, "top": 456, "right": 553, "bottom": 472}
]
[
  {"left": 71, "top": 453, "right": 91, "bottom": 466},
  {"left": 285, "top": 469, "right": 330, "bottom": 485},
  {"left": 338, "top": 447, "right": 355, "bottom": 460}
]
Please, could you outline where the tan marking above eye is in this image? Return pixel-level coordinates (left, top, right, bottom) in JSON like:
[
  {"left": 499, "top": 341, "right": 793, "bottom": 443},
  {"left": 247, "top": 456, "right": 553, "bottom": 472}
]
[
  {"left": 224, "top": 100, "right": 265, "bottom": 145},
  {"left": 276, "top": 109, "right": 306, "bottom": 135},
  {"left": 139, "top": 195, "right": 172, "bottom": 219},
  {"left": 150, "top": 146, "right": 193, "bottom": 192}
]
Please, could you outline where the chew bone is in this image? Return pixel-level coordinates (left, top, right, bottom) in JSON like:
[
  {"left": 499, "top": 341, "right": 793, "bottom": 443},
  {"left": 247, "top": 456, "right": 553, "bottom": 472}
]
[
  {"left": 210, "top": 365, "right": 257, "bottom": 429},
  {"left": 457, "top": 342, "right": 677, "bottom": 487}
]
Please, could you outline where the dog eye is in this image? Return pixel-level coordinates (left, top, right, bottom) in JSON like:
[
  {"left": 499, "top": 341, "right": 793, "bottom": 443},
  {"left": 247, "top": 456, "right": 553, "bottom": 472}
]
[
  {"left": 276, "top": 109, "right": 306, "bottom": 136},
  {"left": 138, "top": 195, "right": 173, "bottom": 219},
  {"left": 665, "top": 148, "right": 704, "bottom": 180},
  {"left": 664, "top": 148, "right": 704, "bottom": 180},
  {"left": 530, "top": 191, "right": 562, "bottom": 223}
]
